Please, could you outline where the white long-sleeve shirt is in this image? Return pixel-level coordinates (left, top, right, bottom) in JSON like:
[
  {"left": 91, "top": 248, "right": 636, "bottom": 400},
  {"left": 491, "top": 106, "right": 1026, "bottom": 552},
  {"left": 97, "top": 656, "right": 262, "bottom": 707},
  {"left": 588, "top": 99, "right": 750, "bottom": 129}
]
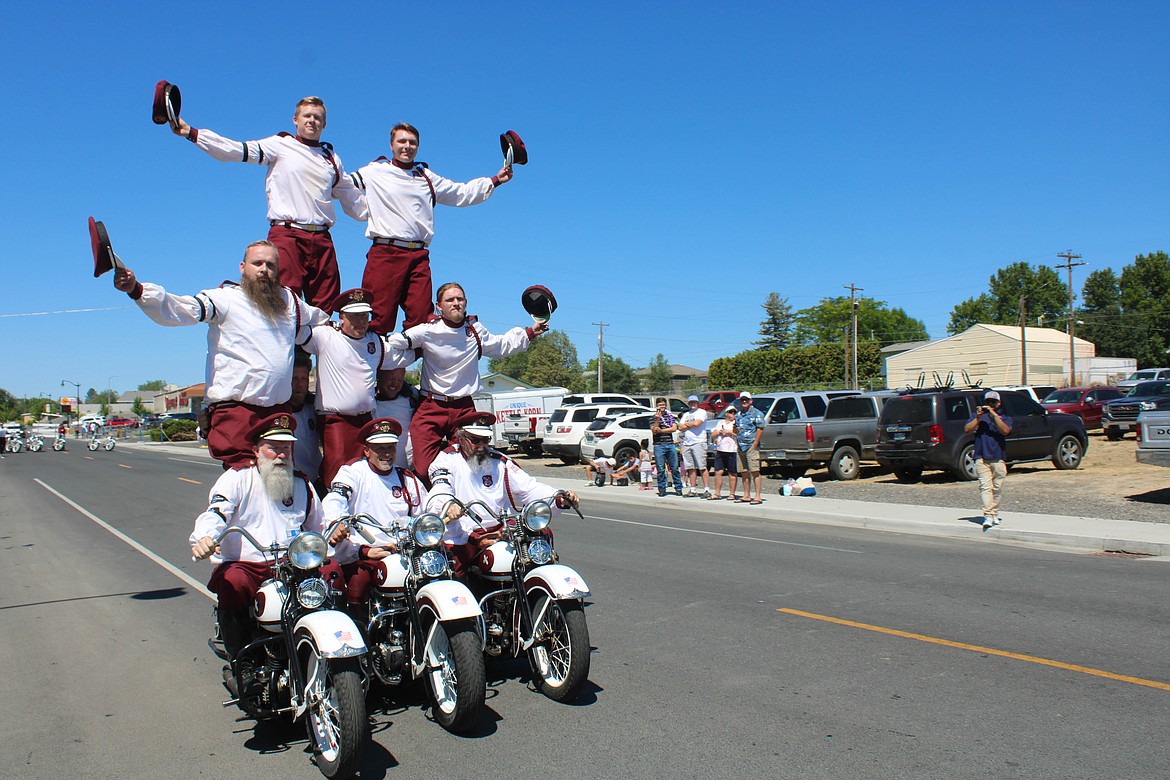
[
  {"left": 386, "top": 318, "right": 533, "bottom": 398},
  {"left": 302, "top": 325, "right": 411, "bottom": 416},
  {"left": 426, "top": 446, "right": 561, "bottom": 545},
  {"left": 189, "top": 128, "right": 367, "bottom": 226},
  {"left": 133, "top": 282, "right": 329, "bottom": 405},
  {"left": 190, "top": 466, "right": 325, "bottom": 564},
  {"left": 323, "top": 459, "right": 427, "bottom": 562},
  {"left": 374, "top": 392, "right": 417, "bottom": 469},
  {"left": 353, "top": 157, "right": 495, "bottom": 244}
]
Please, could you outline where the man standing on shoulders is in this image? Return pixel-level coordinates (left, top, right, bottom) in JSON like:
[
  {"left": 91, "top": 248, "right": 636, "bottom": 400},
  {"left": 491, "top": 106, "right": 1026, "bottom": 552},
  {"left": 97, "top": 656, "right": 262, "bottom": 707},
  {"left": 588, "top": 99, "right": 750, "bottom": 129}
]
[
  {"left": 679, "top": 395, "right": 711, "bottom": 498},
  {"left": 386, "top": 282, "right": 545, "bottom": 481},
  {"left": 650, "top": 398, "right": 684, "bottom": 497},
  {"left": 289, "top": 348, "right": 323, "bottom": 491},
  {"left": 353, "top": 123, "right": 514, "bottom": 333},
  {"left": 964, "top": 390, "right": 1013, "bottom": 530},
  {"left": 169, "top": 97, "right": 367, "bottom": 308},
  {"left": 374, "top": 367, "right": 420, "bottom": 469},
  {"left": 113, "top": 240, "right": 330, "bottom": 468},
  {"left": 733, "top": 392, "right": 766, "bottom": 505}
]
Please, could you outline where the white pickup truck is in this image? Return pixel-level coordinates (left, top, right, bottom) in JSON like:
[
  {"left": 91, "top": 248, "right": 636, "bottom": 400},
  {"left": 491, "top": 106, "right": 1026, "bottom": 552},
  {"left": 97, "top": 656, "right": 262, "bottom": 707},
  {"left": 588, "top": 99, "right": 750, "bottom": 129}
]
[{"left": 1135, "top": 410, "right": 1170, "bottom": 467}]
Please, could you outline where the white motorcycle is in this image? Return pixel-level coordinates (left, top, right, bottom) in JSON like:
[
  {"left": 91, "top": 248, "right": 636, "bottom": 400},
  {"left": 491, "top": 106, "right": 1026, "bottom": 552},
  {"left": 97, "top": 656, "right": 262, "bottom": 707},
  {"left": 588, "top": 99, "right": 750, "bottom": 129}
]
[
  {"left": 6, "top": 430, "right": 25, "bottom": 453},
  {"left": 87, "top": 433, "right": 115, "bottom": 451},
  {"left": 344, "top": 511, "right": 486, "bottom": 733},
  {"left": 202, "top": 524, "right": 368, "bottom": 779},
  {"left": 460, "top": 493, "right": 592, "bottom": 702},
  {"left": 25, "top": 432, "right": 44, "bottom": 452},
  {"left": 52, "top": 433, "right": 67, "bottom": 451}
]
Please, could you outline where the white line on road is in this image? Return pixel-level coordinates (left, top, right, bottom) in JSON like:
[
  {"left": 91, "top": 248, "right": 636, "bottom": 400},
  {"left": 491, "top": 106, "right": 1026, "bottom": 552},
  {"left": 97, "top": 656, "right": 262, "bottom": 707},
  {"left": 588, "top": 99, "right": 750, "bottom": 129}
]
[
  {"left": 168, "top": 457, "right": 221, "bottom": 467},
  {"left": 35, "top": 478, "right": 215, "bottom": 601},
  {"left": 585, "top": 514, "right": 864, "bottom": 553}
]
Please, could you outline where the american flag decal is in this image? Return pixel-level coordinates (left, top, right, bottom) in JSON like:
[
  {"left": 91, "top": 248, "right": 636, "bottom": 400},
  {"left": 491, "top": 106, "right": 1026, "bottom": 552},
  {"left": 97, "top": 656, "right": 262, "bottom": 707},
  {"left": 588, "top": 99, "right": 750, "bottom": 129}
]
[
  {"left": 451, "top": 595, "right": 468, "bottom": 606},
  {"left": 335, "top": 630, "right": 355, "bottom": 643}
]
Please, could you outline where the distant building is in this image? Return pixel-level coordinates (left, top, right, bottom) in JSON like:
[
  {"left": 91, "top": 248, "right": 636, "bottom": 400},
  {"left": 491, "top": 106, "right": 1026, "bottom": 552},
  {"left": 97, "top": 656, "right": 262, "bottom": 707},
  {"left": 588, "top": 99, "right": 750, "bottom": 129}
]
[
  {"left": 154, "top": 383, "right": 205, "bottom": 414},
  {"left": 478, "top": 372, "right": 534, "bottom": 393},
  {"left": 634, "top": 364, "right": 707, "bottom": 394}
]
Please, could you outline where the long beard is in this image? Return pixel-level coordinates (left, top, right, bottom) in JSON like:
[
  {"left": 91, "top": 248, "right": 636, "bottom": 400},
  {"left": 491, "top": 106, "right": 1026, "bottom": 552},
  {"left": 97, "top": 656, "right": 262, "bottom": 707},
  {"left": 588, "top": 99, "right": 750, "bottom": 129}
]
[
  {"left": 241, "top": 275, "right": 286, "bottom": 320},
  {"left": 258, "top": 453, "right": 295, "bottom": 502}
]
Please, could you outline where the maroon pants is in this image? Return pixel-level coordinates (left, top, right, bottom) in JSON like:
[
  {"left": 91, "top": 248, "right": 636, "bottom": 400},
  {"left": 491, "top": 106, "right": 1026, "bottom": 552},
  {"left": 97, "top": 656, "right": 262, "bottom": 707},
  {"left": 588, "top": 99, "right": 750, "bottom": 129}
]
[
  {"left": 267, "top": 225, "right": 340, "bottom": 311},
  {"left": 319, "top": 412, "right": 371, "bottom": 486},
  {"left": 208, "top": 559, "right": 346, "bottom": 610},
  {"left": 341, "top": 559, "right": 382, "bottom": 605},
  {"left": 362, "top": 243, "right": 432, "bottom": 334},
  {"left": 410, "top": 395, "right": 475, "bottom": 483},
  {"left": 208, "top": 401, "right": 290, "bottom": 470}
]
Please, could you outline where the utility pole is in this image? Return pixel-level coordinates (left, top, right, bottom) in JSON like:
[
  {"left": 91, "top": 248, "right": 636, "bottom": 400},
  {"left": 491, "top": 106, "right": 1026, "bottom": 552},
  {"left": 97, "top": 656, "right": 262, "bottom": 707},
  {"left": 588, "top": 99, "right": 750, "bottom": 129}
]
[
  {"left": 844, "top": 284, "right": 863, "bottom": 390},
  {"left": 1055, "top": 251, "right": 1085, "bottom": 385},
  {"left": 1019, "top": 293, "right": 1028, "bottom": 385},
  {"left": 593, "top": 321, "right": 608, "bottom": 392}
]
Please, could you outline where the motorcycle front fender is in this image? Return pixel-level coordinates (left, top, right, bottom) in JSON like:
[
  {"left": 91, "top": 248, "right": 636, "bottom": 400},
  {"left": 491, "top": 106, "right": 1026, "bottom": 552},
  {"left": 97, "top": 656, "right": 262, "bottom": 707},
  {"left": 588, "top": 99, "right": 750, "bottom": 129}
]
[
  {"left": 416, "top": 579, "right": 482, "bottom": 621},
  {"left": 524, "top": 564, "right": 591, "bottom": 600},
  {"left": 294, "top": 610, "right": 367, "bottom": 658}
]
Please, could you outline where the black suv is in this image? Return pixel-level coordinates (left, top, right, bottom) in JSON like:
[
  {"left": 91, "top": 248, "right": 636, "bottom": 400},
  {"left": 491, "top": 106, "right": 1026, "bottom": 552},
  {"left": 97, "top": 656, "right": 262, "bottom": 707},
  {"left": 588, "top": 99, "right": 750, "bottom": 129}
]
[{"left": 875, "top": 389, "right": 1088, "bottom": 481}]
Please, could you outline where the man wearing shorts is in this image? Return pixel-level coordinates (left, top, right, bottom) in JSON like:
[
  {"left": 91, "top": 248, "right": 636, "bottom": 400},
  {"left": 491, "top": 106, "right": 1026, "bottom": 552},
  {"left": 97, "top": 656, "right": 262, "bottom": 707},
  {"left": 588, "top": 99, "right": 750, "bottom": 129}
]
[
  {"left": 733, "top": 392, "right": 766, "bottom": 504},
  {"left": 679, "top": 395, "right": 710, "bottom": 498}
]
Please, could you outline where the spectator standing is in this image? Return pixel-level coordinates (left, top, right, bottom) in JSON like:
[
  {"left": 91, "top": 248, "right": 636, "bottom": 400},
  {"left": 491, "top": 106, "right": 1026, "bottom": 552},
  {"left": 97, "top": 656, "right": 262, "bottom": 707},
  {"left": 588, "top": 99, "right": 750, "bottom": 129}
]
[
  {"left": 650, "top": 398, "right": 684, "bottom": 496},
  {"left": 963, "top": 390, "right": 1013, "bottom": 529},
  {"left": 679, "top": 395, "right": 710, "bottom": 498},
  {"left": 710, "top": 406, "right": 739, "bottom": 500},
  {"left": 733, "top": 392, "right": 766, "bottom": 505},
  {"left": 637, "top": 447, "right": 654, "bottom": 490}
]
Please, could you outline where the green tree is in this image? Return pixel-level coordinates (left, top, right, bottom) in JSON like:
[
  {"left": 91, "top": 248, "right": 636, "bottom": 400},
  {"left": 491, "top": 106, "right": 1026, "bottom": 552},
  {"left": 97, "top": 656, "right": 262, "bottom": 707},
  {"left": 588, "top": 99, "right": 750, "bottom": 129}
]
[
  {"left": 1118, "top": 251, "right": 1170, "bottom": 367},
  {"left": 131, "top": 397, "right": 147, "bottom": 417},
  {"left": 707, "top": 343, "right": 882, "bottom": 389},
  {"left": 487, "top": 329, "right": 582, "bottom": 390},
  {"left": 947, "top": 262, "right": 1068, "bottom": 335},
  {"left": 754, "top": 293, "right": 795, "bottom": 350},
  {"left": 138, "top": 379, "right": 167, "bottom": 392},
  {"left": 642, "top": 354, "right": 673, "bottom": 393},
  {"left": 1077, "top": 268, "right": 1128, "bottom": 358},
  {"left": 792, "top": 296, "right": 928, "bottom": 346},
  {"left": 582, "top": 354, "right": 639, "bottom": 393}
]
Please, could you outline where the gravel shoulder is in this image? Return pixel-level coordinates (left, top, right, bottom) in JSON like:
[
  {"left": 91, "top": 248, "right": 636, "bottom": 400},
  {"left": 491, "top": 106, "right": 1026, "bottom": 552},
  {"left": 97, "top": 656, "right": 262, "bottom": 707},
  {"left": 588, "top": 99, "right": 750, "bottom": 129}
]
[{"left": 514, "top": 432, "right": 1170, "bottom": 524}]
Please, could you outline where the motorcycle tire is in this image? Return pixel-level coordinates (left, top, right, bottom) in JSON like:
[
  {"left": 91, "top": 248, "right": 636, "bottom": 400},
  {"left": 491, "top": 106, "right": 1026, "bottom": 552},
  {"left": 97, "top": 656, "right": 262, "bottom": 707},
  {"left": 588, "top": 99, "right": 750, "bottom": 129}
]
[
  {"left": 53, "top": 441, "right": 65, "bottom": 451},
  {"left": 87, "top": 441, "right": 98, "bottom": 451},
  {"left": 29, "top": 441, "right": 43, "bottom": 453},
  {"left": 528, "top": 597, "right": 591, "bottom": 703},
  {"left": 104, "top": 440, "right": 116, "bottom": 451},
  {"left": 302, "top": 654, "right": 367, "bottom": 779},
  {"left": 11, "top": 441, "right": 22, "bottom": 453},
  {"left": 423, "top": 616, "right": 485, "bottom": 734}
]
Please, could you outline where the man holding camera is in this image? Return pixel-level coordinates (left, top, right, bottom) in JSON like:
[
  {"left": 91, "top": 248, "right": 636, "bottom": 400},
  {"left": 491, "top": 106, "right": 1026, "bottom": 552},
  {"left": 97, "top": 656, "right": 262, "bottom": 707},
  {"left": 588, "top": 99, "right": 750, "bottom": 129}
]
[{"left": 963, "top": 390, "right": 1013, "bottom": 529}]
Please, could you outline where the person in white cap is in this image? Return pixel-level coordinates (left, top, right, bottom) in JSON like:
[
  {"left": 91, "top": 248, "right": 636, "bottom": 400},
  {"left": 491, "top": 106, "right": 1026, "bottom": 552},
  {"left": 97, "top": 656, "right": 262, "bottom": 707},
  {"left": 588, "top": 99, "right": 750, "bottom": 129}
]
[
  {"left": 679, "top": 395, "right": 711, "bottom": 498},
  {"left": 169, "top": 96, "right": 367, "bottom": 309},
  {"left": 964, "top": 390, "right": 1013, "bottom": 529},
  {"left": 733, "top": 392, "right": 767, "bottom": 504},
  {"left": 374, "top": 367, "right": 420, "bottom": 469},
  {"left": 583, "top": 455, "right": 618, "bottom": 486}
]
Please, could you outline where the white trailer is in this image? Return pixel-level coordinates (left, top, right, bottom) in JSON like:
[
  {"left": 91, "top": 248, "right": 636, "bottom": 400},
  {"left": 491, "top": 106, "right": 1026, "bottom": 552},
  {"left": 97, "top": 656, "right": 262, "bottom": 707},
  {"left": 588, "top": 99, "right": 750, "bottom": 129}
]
[{"left": 473, "top": 386, "right": 568, "bottom": 454}]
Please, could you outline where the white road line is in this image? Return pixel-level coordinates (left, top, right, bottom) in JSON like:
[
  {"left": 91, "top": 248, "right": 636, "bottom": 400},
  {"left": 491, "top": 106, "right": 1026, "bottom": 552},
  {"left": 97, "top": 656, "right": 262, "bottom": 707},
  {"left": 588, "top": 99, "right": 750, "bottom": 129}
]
[
  {"left": 35, "top": 478, "right": 215, "bottom": 601},
  {"left": 167, "top": 457, "right": 221, "bottom": 467},
  {"left": 585, "top": 514, "right": 864, "bottom": 554}
]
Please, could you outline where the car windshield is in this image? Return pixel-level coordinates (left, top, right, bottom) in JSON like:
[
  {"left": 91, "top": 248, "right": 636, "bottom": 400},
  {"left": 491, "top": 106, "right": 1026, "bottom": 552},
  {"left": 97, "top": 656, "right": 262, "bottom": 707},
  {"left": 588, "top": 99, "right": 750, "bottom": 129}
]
[
  {"left": 1130, "top": 381, "right": 1170, "bottom": 397},
  {"left": 1043, "top": 390, "right": 1082, "bottom": 403},
  {"left": 1130, "top": 371, "right": 1157, "bottom": 380}
]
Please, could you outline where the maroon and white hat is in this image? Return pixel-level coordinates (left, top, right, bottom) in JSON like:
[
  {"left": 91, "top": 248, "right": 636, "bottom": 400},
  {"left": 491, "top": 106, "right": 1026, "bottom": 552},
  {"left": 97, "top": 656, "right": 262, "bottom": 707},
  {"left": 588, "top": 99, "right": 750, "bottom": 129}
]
[
  {"left": 500, "top": 130, "right": 528, "bottom": 166},
  {"left": 359, "top": 417, "right": 401, "bottom": 445},
  {"left": 455, "top": 410, "right": 496, "bottom": 438},
  {"left": 89, "top": 216, "right": 121, "bottom": 278},
  {"left": 521, "top": 285, "right": 557, "bottom": 322},
  {"left": 151, "top": 80, "right": 182, "bottom": 130},
  {"left": 246, "top": 413, "right": 298, "bottom": 444},
  {"left": 332, "top": 288, "right": 374, "bottom": 315}
]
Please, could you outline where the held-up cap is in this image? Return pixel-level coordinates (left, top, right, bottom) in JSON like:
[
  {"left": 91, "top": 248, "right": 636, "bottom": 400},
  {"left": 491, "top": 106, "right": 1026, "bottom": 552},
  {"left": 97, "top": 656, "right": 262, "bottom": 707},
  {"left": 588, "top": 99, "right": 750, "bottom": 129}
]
[
  {"left": 739, "top": 391, "right": 753, "bottom": 400},
  {"left": 151, "top": 80, "right": 182, "bottom": 127},
  {"left": 499, "top": 130, "right": 528, "bottom": 166},
  {"left": 984, "top": 390, "right": 1001, "bottom": 401},
  {"left": 521, "top": 285, "right": 557, "bottom": 322},
  {"left": 246, "top": 413, "right": 298, "bottom": 444},
  {"left": 455, "top": 410, "right": 496, "bottom": 439},
  {"left": 332, "top": 288, "right": 374, "bottom": 315},
  {"left": 359, "top": 417, "right": 401, "bottom": 445},
  {"left": 89, "top": 217, "right": 116, "bottom": 277}
]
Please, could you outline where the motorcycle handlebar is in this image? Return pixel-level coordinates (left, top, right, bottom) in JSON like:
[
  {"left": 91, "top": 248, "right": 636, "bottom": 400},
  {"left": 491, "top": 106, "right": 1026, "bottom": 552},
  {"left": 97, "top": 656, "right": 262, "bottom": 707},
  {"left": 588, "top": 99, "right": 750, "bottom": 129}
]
[{"left": 191, "top": 525, "right": 268, "bottom": 562}]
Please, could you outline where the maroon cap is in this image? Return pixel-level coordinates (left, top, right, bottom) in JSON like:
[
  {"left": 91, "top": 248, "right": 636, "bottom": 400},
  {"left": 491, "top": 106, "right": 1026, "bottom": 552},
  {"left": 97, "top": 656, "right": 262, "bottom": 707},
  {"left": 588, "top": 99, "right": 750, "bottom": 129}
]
[
  {"left": 499, "top": 130, "right": 528, "bottom": 166},
  {"left": 331, "top": 287, "right": 374, "bottom": 315},
  {"left": 89, "top": 217, "right": 114, "bottom": 278},
  {"left": 521, "top": 285, "right": 557, "bottom": 321},
  {"left": 246, "top": 413, "right": 298, "bottom": 444},
  {"left": 358, "top": 417, "right": 402, "bottom": 444},
  {"left": 152, "top": 80, "right": 182, "bottom": 127}
]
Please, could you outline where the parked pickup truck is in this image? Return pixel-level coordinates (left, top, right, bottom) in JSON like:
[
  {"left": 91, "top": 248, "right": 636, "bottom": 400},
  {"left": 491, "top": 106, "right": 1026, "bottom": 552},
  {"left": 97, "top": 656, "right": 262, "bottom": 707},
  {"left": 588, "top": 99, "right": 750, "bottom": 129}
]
[
  {"left": 772, "top": 393, "right": 893, "bottom": 480},
  {"left": 1136, "top": 410, "right": 1170, "bottom": 467}
]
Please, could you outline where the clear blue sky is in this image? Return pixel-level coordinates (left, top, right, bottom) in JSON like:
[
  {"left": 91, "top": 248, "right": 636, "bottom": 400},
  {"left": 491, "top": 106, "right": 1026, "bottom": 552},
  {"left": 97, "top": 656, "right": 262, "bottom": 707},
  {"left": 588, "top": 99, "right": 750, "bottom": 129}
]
[{"left": 3, "top": 1, "right": 1167, "bottom": 400}]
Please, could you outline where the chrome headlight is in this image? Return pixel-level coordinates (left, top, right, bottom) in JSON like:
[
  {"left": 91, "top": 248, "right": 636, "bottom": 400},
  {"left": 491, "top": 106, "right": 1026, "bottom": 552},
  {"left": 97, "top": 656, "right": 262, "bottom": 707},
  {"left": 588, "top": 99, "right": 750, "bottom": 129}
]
[
  {"left": 527, "top": 538, "right": 553, "bottom": 565},
  {"left": 417, "top": 549, "right": 448, "bottom": 577},
  {"left": 289, "top": 532, "right": 328, "bottom": 570},
  {"left": 296, "top": 577, "right": 329, "bottom": 608},
  {"left": 523, "top": 500, "right": 552, "bottom": 532},
  {"left": 412, "top": 513, "right": 445, "bottom": 547}
]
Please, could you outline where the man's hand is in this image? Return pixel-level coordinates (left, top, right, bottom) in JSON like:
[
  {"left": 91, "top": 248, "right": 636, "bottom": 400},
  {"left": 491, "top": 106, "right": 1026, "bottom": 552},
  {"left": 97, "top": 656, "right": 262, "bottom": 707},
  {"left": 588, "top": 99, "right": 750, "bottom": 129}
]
[
  {"left": 172, "top": 117, "right": 192, "bottom": 138},
  {"left": 328, "top": 523, "right": 350, "bottom": 546},
  {"left": 495, "top": 164, "right": 514, "bottom": 184},
  {"left": 531, "top": 320, "right": 550, "bottom": 336},
  {"left": 444, "top": 503, "right": 464, "bottom": 523},
  {"left": 476, "top": 530, "right": 502, "bottom": 549},
  {"left": 556, "top": 490, "right": 580, "bottom": 509},
  {"left": 113, "top": 267, "right": 137, "bottom": 293},
  {"left": 191, "top": 536, "right": 218, "bottom": 560},
  {"left": 365, "top": 544, "right": 397, "bottom": 559}
]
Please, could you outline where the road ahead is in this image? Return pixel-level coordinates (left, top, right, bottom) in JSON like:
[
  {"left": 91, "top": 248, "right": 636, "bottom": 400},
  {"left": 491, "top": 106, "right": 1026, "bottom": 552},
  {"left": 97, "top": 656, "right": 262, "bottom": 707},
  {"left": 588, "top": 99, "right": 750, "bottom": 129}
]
[{"left": 2, "top": 446, "right": 1168, "bottom": 779}]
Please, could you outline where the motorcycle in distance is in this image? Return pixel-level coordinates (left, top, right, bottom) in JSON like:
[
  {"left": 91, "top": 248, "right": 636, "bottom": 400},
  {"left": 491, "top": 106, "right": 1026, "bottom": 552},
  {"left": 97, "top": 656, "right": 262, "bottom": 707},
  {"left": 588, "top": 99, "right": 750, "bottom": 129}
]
[
  {"left": 196, "top": 524, "right": 369, "bottom": 779},
  {"left": 342, "top": 510, "right": 486, "bottom": 733},
  {"left": 87, "top": 432, "right": 116, "bottom": 451},
  {"left": 459, "top": 491, "right": 592, "bottom": 702},
  {"left": 25, "top": 432, "right": 45, "bottom": 452},
  {"left": 6, "top": 430, "right": 24, "bottom": 453},
  {"left": 52, "top": 432, "right": 67, "bottom": 451}
]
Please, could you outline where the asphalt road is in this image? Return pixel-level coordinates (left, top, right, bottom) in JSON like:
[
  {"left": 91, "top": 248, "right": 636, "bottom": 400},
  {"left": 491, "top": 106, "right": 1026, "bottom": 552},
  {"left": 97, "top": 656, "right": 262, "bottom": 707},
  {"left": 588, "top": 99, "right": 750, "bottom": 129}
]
[{"left": 2, "top": 447, "right": 1169, "bottom": 779}]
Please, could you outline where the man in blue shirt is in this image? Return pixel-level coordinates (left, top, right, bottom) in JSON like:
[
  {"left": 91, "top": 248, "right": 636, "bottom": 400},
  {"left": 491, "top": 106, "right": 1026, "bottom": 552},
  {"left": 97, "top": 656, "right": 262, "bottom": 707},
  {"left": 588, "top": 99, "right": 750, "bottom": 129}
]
[
  {"left": 733, "top": 392, "right": 767, "bottom": 504},
  {"left": 963, "top": 390, "right": 1013, "bottom": 529}
]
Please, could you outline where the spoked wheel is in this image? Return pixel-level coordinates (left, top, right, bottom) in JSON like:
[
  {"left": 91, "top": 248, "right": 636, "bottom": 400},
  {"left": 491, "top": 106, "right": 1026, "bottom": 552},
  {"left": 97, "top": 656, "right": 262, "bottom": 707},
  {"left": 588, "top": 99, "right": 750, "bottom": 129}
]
[
  {"left": 528, "top": 596, "right": 590, "bottom": 702},
  {"left": 104, "top": 439, "right": 116, "bottom": 451},
  {"left": 28, "top": 440, "right": 42, "bottom": 452},
  {"left": 301, "top": 649, "right": 367, "bottom": 779},
  {"left": 53, "top": 440, "right": 65, "bottom": 451},
  {"left": 11, "top": 441, "right": 22, "bottom": 453},
  {"left": 422, "top": 616, "right": 485, "bottom": 733},
  {"left": 87, "top": 440, "right": 98, "bottom": 451}
]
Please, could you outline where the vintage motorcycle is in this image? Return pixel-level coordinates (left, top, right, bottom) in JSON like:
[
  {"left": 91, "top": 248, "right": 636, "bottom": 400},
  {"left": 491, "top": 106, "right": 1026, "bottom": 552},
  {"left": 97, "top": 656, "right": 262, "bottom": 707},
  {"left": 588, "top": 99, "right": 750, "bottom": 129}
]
[
  {"left": 461, "top": 493, "right": 592, "bottom": 702},
  {"left": 87, "top": 433, "right": 116, "bottom": 451},
  {"left": 344, "top": 511, "right": 486, "bottom": 733},
  {"left": 5, "top": 430, "right": 24, "bottom": 453},
  {"left": 52, "top": 432, "right": 66, "bottom": 451},
  {"left": 201, "top": 525, "right": 369, "bottom": 779},
  {"left": 25, "top": 432, "right": 44, "bottom": 452}
]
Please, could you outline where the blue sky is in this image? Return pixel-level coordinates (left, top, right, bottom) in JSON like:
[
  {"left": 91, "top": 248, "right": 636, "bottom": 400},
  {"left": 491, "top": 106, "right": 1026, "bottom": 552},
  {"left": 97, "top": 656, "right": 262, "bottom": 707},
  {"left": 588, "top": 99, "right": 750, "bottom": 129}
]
[{"left": 2, "top": 1, "right": 1167, "bottom": 400}]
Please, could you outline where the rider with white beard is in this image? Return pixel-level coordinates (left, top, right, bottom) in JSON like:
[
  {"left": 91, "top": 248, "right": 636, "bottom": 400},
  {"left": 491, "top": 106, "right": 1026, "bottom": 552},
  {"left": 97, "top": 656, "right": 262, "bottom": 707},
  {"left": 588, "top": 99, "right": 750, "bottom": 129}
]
[
  {"left": 425, "top": 410, "right": 579, "bottom": 577},
  {"left": 190, "top": 413, "right": 337, "bottom": 692}
]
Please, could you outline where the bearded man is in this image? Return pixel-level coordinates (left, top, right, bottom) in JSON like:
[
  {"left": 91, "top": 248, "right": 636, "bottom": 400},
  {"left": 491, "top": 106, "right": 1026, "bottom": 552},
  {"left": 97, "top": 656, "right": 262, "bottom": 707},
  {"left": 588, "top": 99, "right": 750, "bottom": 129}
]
[
  {"left": 425, "top": 411, "right": 578, "bottom": 577},
  {"left": 114, "top": 240, "right": 330, "bottom": 467}
]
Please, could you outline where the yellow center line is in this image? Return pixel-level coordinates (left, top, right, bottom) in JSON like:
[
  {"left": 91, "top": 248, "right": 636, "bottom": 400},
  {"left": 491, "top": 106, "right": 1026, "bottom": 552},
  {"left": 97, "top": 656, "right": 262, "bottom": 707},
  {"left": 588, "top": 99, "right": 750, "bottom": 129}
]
[
  {"left": 779, "top": 607, "right": 1170, "bottom": 692},
  {"left": 177, "top": 477, "right": 203, "bottom": 485},
  {"left": 118, "top": 464, "right": 132, "bottom": 469}
]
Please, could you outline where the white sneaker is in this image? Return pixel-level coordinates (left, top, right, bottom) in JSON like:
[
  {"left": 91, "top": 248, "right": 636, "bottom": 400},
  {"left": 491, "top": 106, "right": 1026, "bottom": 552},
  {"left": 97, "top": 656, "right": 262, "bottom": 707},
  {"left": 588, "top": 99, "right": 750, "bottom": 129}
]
[
  {"left": 993, "top": 517, "right": 1002, "bottom": 525},
  {"left": 982, "top": 516, "right": 995, "bottom": 529}
]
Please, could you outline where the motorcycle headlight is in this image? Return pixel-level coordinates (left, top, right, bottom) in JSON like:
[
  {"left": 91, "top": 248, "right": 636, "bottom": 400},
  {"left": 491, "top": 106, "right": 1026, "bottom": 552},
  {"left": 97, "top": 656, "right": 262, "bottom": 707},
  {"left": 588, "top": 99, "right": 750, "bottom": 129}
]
[
  {"left": 289, "top": 532, "right": 328, "bottom": 570},
  {"left": 417, "top": 549, "right": 448, "bottom": 577},
  {"left": 527, "top": 539, "right": 553, "bottom": 565},
  {"left": 523, "top": 500, "right": 552, "bottom": 532},
  {"left": 296, "top": 577, "right": 329, "bottom": 609},
  {"left": 412, "top": 513, "right": 445, "bottom": 547}
]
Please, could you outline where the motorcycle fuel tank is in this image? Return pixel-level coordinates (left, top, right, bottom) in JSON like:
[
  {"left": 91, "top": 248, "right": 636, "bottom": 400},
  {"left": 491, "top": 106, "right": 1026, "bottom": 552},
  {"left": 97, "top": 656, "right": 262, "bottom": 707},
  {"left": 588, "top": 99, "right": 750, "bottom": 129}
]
[
  {"left": 372, "top": 553, "right": 410, "bottom": 591},
  {"left": 476, "top": 541, "right": 515, "bottom": 577},
  {"left": 255, "top": 579, "right": 287, "bottom": 632}
]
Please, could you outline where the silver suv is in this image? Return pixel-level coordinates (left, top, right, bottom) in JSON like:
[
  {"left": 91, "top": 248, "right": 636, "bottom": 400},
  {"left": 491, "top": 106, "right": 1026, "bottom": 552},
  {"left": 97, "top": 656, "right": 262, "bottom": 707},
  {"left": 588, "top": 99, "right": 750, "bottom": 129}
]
[{"left": 542, "top": 403, "right": 647, "bottom": 463}]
